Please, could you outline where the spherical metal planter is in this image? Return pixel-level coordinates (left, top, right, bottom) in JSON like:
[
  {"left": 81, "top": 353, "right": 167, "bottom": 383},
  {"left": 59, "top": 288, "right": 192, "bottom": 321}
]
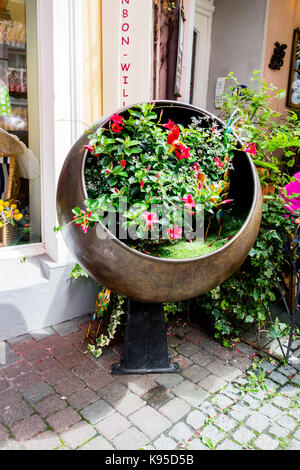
[{"left": 57, "top": 100, "right": 263, "bottom": 374}]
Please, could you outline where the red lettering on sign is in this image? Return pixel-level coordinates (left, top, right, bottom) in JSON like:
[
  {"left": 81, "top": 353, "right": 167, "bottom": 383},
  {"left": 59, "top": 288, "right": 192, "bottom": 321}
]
[
  {"left": 122, "top": 23, "right": 129, "bottom": 32},
  {"left": 123, "top": 76, "right": 129, "bottom": 84},
  {"left": 121, "top": 63, "right": 131, "bottom": 72},
  {"left": 122, "top": 0, "right": 129, "bottom": 4},
  {"left": 122, "top": 36, "right": 129, "bottom": 46},
  {"left": 123, "top": 9, "right": 128, "bottom": 18}
]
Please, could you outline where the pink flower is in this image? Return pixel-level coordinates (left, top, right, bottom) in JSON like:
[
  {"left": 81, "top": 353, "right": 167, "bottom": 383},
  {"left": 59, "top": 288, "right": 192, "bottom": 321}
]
[
  {"left": 106, "top": 169, "right": 112, "bottom": 174},
  {"left": 215, "top": 157, "right": 224, "bottom": 169},
  {"left": 156, "top": 172, "right": 159, "bottom": 180},
  {"left": 142, "top": 211, "right": 159, "bottom": 229},
  {"left": 245, "top": 142, "right": 257, "bottom": 156},
  {"left": 166, "top": 225, "right": 182, "bottom": 240},
  {"left": 164, "top": 119, "right": 175, "bottom": 130},
  {"left": 120, "top": 160, "right": 127, "bottom": 168},
  {"left": 140, "top": 180, "right": 145, "bottom": 189},
  {"left": 146, "top": 165, "right": 151, "bottom": 172},
  {"left": 181, "top": 194, "right": 196, "bottom": 209}
]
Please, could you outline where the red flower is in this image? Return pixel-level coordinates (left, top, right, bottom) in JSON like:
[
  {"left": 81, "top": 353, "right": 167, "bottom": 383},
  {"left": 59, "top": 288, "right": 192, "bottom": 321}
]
[
  {"left": 120, "top": 160, "right": 127, "bottom": 168},
  {"left": 84, "top": 144, "right": 95, "bottom": 152},
  {"left": 164, "top": 119, "right": 175, "bottom": 130},
  {"left": 181, "top": 194, "right": 196, "bottom": 209},
  {"left": 114, "top": 188, "right": 119, "bottom": 194},
  {"left": 156, "top": 172, "right": 159, "bottom": 181},
  {"left": 111, "top": 123, "right": 123, "bottom": 133},
  {"left": 142, "top": 211, "right": 159, "bottom": 230},
  {"left": 175, "top": 145, "right": 191, "bottom": 160},
  {"left": 110, "top": 113, "right": 124, "bottom": 133},
  {"left": 245, "top": 142, "right": 257, "bottom": 156},
  {"left": 140, "top": 180, "right": 145, "bottom": 189},
  {"left": 166, "top": 224, "right": 182, "bottom": 240},
  {"left": 167, "top": 125, "right": 180, "bottom": 145},
  {"left": 73, "top": 210, "right": 91, "bottom": 234}
]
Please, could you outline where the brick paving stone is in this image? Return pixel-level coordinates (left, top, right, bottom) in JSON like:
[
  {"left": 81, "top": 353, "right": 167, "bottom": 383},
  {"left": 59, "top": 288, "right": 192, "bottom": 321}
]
[
  {"left": 12, "top": 372, "right": 43, "bottom": 390},
  {"left": 12, "top": 339, "right": 38, "bottom": 355},
  {"left": 181, "top": 364, "right": 209, "bottom": 383},
  {"left": 80, "top": 399, "right": 114, "bottom": 424},
  {"left": 214, "top": 414, "right": 237, "bottom": 432},
  {"left": 259, "top": 403, "right": 282, "bottom": 420},
  {"left": 129, "top": 405, "right": 171, "bottom": 439},
  {"left": 114, "top": 392, "right": 146, "bottom": 416},
  {"left": 54, "top": 376, "right": 85, "bottom": 396},
  {"left": 60, "top": 421, "right": 97, "bottom": 449},
  {"left": 7, "top": 334, "right": 32, "bottom": 346},
  {"left": 142, "top": 386, "right": 174, "bottom": 409},
  {"left": 128, "top": 375, "right": 157, "bottom": 396},
  {"left": 172, "top": 380, "right": 209, "bottom": 406},
  {"left": 168, "top": 422, "right": 194, "bottom": 443},
  {"left": 22, "top": 383, "right": 55, "bottom": 404},
  {"left": 155, "top": 373, "right": 183, "bottom": 389},
  {"left": 232, "top": 426, "right": 256, "bottom": 445},
  {"left": 0, "top": 422, "right": 9, "bottom": 441},
  {"left": 42, "top": 365, "right": 74, "bottom": 385},
  {"left": 56, "top": 351, "right": 87, "bottom": 369},
  {"left": 159, "top": 397, "right": 191, "bottom": 422},
  {"left": 268, "top": 424, "right": 289, "bottom": 439},
  {"left": 0, "top": 400, "right": 34, "bottom": 427},
  {"left": 31, "top": 356, "right": 60, "bottom": 373},
  {"left": 245, "top": 413, "right": 271, "bottom": 433},
  {"left": 46, "top": 407, "right": 81, "bottom": 433},
  {"left": 112, "top": 426, "right": 149, "bottom": 450},
  {"left": 206, "top": 359, "right": 241, "bottom": 382},
  {"left": 11, "top": 414, "right": 47, "bottom": 441},
  {"left": 71, "top": 359, "right": 98, "bottom": 379},
  {"left": 84, "top": 369, "right": 115, "bottom": 391},
  {"left": 176, "top": 342, "right": 200, "bottom": 357},
  {"left": 198, "top": 374, "right": 227, "bottom": 393},
  {"left": 153, "top": 435, "right": 177, "bottom": 450},
  {"left": 67, "top": 387, "right": 99, "bottom": 410},
  {"left": 95, "top": 412, "right": 130, "bottom": 440},
  {"left": 269, "top": 371, "right": 289, "bottom": 386},
  {"left": 188, "top": 438, "right": 208, "bottom": 450},
  {"left": 79, "top": 435, "right": 114, "bottom": 450},
  {"left": 34, "top": 394, "right": 67, "bottom": 418},
  {"left": 0, "top": 388, "right": 23, "bottom": 408},
  {"left": 22, "top": 431, "right": 62, "bottom": 450},
  {"left": 272, "top": 395, "right": 291, "bottom": 409},
  {"left": 2, "top": 360, "right": 32, "bottom": 379},
  {"left": 254, "top": 434, "right": 278, "bottom": 450},
  {"left": 186, "top": 410, "right": 206, "bottom": 430},
  {"left": 199, "top": 424, "right": 225, "bottom": 446},
  {"left": 217, "top": 439, "right": 243, "bottom": 450},
  {"left": 98, "top": 381, "right": 127, "bottom": 404},
  {"left": 276, "top": 415, "right": 297, "bottom": 432},
  {"left": 0, "top": 376, "right": 9, "bottom": 392},
  {"left": 189, "top": 350, "right": 214, "bottom": 367},
  {"left": 228, "top": 403, "right": 251, "bottom": 422},
  {"left": 52, "top": 321, "right": 80, "bottom": 337}
]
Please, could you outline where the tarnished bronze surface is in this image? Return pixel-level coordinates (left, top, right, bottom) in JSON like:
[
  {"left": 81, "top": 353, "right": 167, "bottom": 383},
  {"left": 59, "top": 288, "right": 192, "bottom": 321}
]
[{"left": 56, "top": 101, "right": 263, "bottom": 303}]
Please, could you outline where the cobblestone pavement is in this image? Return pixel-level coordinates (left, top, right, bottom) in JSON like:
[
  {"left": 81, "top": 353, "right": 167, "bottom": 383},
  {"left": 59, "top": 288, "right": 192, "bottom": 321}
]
[{"left": 0, "top": 315, "right": 299, "bottom": 451}]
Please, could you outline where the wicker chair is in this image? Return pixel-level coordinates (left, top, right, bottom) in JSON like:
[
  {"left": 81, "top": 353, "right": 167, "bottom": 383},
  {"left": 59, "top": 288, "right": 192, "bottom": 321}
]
[{"left": 0, "top": 154, "right": 20, "bottom": 247}]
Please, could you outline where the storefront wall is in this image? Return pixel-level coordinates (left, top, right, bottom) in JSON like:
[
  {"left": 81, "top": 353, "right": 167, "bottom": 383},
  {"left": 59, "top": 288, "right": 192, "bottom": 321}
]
[{"left": 0, "top": 0, "right": 154, "bottom": 341}]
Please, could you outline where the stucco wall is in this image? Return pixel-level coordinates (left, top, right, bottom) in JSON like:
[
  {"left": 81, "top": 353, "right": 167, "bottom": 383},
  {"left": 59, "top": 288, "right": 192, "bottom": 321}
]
[
  {"left": 263, "top": 0, "right": 300, "bottom": 114},
  {"left": 206, "top": 0, "right": 268, "bottom": 114}
]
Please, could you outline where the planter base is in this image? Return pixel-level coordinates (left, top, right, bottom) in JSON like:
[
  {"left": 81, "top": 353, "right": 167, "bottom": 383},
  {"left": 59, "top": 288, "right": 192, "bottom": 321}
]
[{"left": 111, "top": 299, "right": 179, "bottom": 375}]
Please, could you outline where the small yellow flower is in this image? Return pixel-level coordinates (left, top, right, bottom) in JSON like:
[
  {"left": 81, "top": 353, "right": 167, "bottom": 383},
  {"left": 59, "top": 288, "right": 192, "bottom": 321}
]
[
  {"left": 3, "top": 201, "right": 9, "bottom": 207},
  {"left": 14, "top": 213, "right": 23, "bottom": 221},
  {"left": 10, "top": 204, "right": 17, "bottom": 211}
]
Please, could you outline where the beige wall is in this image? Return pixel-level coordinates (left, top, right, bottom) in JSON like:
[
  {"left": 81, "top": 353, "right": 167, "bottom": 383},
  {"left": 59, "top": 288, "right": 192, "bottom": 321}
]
[
  {"left": 81, "top": 0, "right": 103, "bottom": 126},
  {"left": 263, "top": 0, "right": 300, "bottom": 113}
]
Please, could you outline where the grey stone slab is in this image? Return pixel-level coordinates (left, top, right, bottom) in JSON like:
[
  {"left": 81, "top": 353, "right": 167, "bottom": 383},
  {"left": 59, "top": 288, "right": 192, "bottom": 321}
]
[
  {"left": 268, "top": 424, "right": 289, "bottom": 439},
  {"left": 232, "top": 426, "right": 256, "bottom": 445},
  {"left": 129, "top": 406, "right": 171, "bottom": 439},
  {"left": 52, "top": 321, "right": 80, "bottom": 337},
  {"left": 176, "top": 342, "right": 200, "bottom": 357},
  {"left": 79, "top": 436, "right": 114, "bottom": 450},
  {"left": 200, "top": 424, "right": 225, "bottom": 446},
  {"left": 95, "top": 412, "right": 130, "bottom": 440},
  {"left": 80, "top": 399, "right": 114, "bottom": 424},
  {"left": 22, "top": 431, "right": 63, "bottom": 450},
  {"left": 112, "top": 426, "right": 149, "bottom": 450},
  {"left": 30, "top": 328, "right": 56, "bottom": 341},
  {"left": 186, "top": 410, "right": 206, "bottom": 430},
  {"left": 21, "top": 383, "right": 55, "bottom": 404},
  {"left": 6, "top": 334, "right": 32, "bottom": 346},
  {"left": 245, "top": 413, "right": 271, "bottom": 433},
  {"left": 114, "top": 392, "right": 146, "bottom": 416},
  {"left": 153, "top": 435, "right": 177, "bottom": 450},
  {"left": 172, "top": 380, "right": 209, "bottom": 407},
  {"left": 59, "top": 421, "right": 97, "bottom": 449},
  {"left": 155, "top": 373, "right": 184, "bottom": 389},
  {"left": 199, "top": 374, "right": 227, "bottom": 393},
  {"left": 269, "top": 371, "right": 289, "bottom": 386},
  {"left": 0, "top": 342, "right": 19, "bottom": 366},
  {"left": 214, "top": 414, "right": 237, "bottom": 432},
  {"left": 254, "top": 434, "right": 279, "bottom": 450},
  {"left": 276, "top": 415, "right": 297, "bottom": 432},
  {"left": 181, "top": 364, "right": 209, "bottom": 383},
  {"left": 188, "top": 438, "right": 208, "bottom": 450},
  {"left": 168, "top": 422, "right": 194, "bottom": 443},
  {"left": 206, "top": 359, "right": 242, "bottom": 382},
  {"left": 159, "top": 397, "right": 191, "bottom": 422},
  {"left": 259, "top": 403, "right": 282, "bottom": 420},
  {"left": 229, "top": 403, "right": 251, "bottom": 422},
  {"left": 217, "top": 439, "right": 243, "bottom": 450}
]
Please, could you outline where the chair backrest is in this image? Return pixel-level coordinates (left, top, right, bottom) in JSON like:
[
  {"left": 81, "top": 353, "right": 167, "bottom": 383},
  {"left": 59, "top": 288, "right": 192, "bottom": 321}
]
[{"left": 0, "top": 156, "right": 11, "bottom": 201}]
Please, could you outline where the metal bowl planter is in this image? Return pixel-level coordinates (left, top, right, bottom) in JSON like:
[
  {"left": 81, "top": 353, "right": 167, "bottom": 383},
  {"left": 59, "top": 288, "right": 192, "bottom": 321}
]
[{"left": 57, "top": 100, "right": 263, "bottom": 374}]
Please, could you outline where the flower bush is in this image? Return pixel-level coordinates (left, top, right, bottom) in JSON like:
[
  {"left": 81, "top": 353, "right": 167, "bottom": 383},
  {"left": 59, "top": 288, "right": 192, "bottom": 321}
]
[
  {"left": 0, "top": 199, "right": 23, "bottom": 229},
  {"left": 82, "top": 102, "right": 240, "bottom": 254}
]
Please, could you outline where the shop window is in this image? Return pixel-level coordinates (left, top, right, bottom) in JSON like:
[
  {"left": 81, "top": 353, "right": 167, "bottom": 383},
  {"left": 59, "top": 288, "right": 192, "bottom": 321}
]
[{"left": 0, "top": 0, "right": 40, "bottom": 248}]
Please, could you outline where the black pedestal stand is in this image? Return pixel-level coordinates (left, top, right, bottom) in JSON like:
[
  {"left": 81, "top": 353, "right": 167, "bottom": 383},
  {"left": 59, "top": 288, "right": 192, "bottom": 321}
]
[{"left": 111, "top": 300, "right": 179, "bottom": 375}]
